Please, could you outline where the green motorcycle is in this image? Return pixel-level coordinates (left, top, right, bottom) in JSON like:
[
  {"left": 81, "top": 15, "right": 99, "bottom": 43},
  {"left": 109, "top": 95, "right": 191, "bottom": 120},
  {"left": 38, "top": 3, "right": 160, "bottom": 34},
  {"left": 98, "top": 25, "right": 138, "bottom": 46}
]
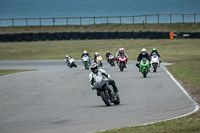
[{"left": 140, "top": 58, "right": 150, "bottom": 78}]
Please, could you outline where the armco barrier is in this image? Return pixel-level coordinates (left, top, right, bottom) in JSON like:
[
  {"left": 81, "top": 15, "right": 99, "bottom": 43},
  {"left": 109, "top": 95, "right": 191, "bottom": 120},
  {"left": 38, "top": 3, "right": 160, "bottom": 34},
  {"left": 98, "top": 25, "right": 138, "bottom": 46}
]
[{"left": 16, "top": 33, "right": 24, "bottom": 42}]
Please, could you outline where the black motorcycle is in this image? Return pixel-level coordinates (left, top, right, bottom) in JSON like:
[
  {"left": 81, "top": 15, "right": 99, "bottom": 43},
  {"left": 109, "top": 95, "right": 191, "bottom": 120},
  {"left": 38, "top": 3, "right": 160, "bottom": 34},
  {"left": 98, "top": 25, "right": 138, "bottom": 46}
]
[{"left": 93, "top": 75, "right": 120, "bottom": 106}]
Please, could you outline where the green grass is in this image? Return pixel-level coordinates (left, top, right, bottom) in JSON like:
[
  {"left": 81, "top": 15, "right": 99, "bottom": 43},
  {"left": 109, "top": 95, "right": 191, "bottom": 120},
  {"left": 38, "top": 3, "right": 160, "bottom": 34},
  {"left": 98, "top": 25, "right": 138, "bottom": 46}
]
[{"left": 0, "top": 69, "right": 35, "bottom": 76}]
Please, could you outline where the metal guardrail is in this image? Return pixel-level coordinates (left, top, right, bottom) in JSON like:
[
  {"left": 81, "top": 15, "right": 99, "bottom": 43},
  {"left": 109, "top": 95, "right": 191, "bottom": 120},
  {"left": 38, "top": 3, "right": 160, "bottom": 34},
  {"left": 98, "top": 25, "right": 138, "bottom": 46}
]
[{"left": 0, "top": 14, "right": 199, "bottom": 27}]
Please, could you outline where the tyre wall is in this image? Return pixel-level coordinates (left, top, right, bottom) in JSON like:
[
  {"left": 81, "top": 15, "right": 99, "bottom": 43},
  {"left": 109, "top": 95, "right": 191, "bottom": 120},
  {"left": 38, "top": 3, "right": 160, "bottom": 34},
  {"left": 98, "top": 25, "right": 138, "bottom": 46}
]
[{"left": 1, "top": 32, "right": 199, "bottom": 42}]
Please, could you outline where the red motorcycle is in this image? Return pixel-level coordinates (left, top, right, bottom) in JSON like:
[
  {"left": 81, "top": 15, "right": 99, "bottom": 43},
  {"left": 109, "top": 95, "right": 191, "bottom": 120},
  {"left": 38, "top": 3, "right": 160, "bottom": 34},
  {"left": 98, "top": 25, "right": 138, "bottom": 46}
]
[{"left": 118, "top": 54, "right": 127, "bottom": 71}]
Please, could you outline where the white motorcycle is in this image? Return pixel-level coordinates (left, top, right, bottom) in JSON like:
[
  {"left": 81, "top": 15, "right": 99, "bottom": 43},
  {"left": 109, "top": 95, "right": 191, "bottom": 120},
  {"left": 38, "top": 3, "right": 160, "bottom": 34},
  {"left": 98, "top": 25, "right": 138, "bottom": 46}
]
[
  {"left": 96, "top": 56, "right": 103, "bottom": 67},
  {"left": 66, "top": 57, "right": 77, "bottom": 68},
  {"left": 150, "top": 53, "right": 160, "bottom": 72}
]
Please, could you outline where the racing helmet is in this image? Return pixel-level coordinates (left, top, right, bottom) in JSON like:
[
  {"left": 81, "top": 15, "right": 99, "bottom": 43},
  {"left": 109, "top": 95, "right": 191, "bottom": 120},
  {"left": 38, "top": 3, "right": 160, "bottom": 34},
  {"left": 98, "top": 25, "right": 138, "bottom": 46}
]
[
  {"left": 83, "top": 50, "right": 87, "bottom": 54},
  {"left": 106, "top": 51, "right": 110, "bottom": 54},
  {"left": 90, "top": 63, "right": 99, "bottom": 74},
  {"left": 120, "top": 48, "right": 124, "bottom": 54},
  {"left": 95, "top": 52, "right": 99, "bottom": 56},
  {"left": 65, "top": 55, "right": 69, "bottom": 58},
  {"left": 153, "top": 47, "right": 157, "bottom": 51},
  {"left": 141, "top": 48, "right": 146, "bottom": 55}
]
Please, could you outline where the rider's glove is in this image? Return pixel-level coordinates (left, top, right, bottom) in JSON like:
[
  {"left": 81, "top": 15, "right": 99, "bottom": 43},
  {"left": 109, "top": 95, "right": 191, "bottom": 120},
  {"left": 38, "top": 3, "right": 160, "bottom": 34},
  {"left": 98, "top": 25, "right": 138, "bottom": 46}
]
[{"left": 91, "top": 85, "right": 95, "bottom": 90}]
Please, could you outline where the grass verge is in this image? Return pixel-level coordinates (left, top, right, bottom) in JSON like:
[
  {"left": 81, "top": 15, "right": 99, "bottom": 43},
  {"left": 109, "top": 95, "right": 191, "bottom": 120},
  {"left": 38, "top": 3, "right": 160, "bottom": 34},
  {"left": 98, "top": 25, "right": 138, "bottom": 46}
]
[
  {"left": 0, "top": 23, "right": 200, "bottom": 34},
  {"left": 0, "top": 69, "right": 36, "bottom": 76}
]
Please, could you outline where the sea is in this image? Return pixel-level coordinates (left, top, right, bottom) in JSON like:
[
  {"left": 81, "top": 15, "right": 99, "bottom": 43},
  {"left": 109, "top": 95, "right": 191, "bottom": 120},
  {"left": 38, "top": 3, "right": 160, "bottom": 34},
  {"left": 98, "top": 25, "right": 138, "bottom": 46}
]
[{"left": 0, "top": 0, "right": 199, "bottom": 26}]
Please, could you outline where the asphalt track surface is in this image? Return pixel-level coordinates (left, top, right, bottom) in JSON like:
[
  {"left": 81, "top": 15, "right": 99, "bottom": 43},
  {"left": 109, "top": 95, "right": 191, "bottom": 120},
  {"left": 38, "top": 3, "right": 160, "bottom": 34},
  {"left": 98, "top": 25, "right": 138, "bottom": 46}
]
[{"left": 0, "top": 60, "right": 198, "bottom": 133}]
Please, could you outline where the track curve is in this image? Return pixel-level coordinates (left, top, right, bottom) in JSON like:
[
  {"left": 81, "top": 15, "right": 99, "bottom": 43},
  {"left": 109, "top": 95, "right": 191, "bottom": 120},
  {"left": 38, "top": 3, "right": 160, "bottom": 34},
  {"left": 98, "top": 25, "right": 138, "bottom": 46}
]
[{"left": 0, "top": 60, "right": 197, "bottom": 133}]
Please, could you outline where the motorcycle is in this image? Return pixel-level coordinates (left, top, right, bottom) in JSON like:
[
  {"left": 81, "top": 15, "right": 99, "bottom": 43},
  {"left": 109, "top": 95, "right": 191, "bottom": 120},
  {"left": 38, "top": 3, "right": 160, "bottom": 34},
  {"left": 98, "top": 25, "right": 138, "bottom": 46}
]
[
  {"left": 151, "top": 53, "right": 160, "bottom": 72},
  {"left": 108, "top": 54, "right": 115, "bottom": 66},
  {"left": 140, "top": 58, "right": 150, "bottom": 78},
  {"left": 93, "top": 74, "right": 120, "bottom": 106},
  {"left": 96, "top": 55, "right": 103, "bottom": 67},
  {"left": 66, "top": 57, "right": 77, "bottom": 68},
  {"left": 118, "top": 54, "right": 127, "bottom": 71},
  {"left": 82, "top": 55, "right": 90, "bottom": 70}
]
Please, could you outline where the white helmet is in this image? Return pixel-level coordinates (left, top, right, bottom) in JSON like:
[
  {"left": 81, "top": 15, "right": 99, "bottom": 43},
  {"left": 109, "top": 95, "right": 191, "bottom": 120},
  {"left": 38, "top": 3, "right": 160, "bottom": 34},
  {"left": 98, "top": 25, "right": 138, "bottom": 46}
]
[
  {"left": 83, "top": 50, "right": 87, "bottom": 54},
  {"left": 141, "top": 48, "right": 146, "bottom": 55},
  {"left": 95, "top": 52, "right": 99, "bottom": 55}
]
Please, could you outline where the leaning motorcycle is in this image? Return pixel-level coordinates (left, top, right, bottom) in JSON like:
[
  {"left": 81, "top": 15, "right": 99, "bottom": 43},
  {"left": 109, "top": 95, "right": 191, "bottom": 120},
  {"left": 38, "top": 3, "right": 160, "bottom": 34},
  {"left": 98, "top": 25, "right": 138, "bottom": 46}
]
[
  {"left": 118, "top": 54, "right": 127, "bottom": 71},
  {"left": 96, "top": 56, "right": 103, "bottom": 67},
  {"left": 66, "top": 58, "right": 77, "bottom": 68},
  {"left": 108, "top": 54, "right": 115, "bottom": 66},
  {"left": 140, "top": 58, "right": 150, "bottom": 78},
  {"left": 93, "top": 75, "right": 120, "bottom": 106},
  {"left": 82, "top": 55, "right": 90, "bottom": 70},
  {"left": 151, "top": 53, "right": 160, "bottom": 72}
]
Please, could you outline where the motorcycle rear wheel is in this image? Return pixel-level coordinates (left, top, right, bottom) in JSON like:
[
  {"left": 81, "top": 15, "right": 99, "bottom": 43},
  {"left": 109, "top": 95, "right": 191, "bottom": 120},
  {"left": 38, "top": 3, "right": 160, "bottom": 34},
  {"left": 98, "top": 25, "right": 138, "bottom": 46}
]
[
  {"left": 100, "top": 91, "right": 112, "bottom": 106},
  {"left": 143, "top": 67, "right": 147, "bottom": 78}
]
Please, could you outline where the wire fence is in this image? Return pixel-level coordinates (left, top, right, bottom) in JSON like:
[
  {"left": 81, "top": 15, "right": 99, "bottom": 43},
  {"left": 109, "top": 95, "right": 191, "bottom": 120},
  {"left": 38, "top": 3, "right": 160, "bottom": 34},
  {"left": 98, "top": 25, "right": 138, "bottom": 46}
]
[{"left": 0, "top": 14, "right": 199, "bottom": 27}]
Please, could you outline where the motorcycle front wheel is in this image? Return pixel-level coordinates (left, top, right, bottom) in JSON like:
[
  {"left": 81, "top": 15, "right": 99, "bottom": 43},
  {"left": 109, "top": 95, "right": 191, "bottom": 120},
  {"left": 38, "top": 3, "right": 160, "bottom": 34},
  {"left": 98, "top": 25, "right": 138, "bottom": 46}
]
[{"left": 100, "top": 91, "right": 112, "bottom": 106}]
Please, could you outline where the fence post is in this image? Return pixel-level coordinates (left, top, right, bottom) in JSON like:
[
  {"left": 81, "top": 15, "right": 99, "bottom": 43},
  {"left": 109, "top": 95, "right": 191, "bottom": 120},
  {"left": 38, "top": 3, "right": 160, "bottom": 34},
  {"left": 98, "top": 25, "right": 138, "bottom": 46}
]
[
  {"left": 26, "top": 18, "right": 28, "bottom": 26},
  {"left": 133, "top": 16, "right": 134, "bottom": 24},
  {"left": 80, "top": 17, "right": 82, "bottom": 25},
  {"left": 107, "top": 16, "right": 108, "bottom": 24},
  {"left": 40, "top": 18, "right": 41, "bottom": 26},
  {"left": 12, "top": 19, "right": 14, "bottom": 27},
  {"left": 66, "top": 17, "right": 68, "bottom": 25},
  {"left": 120, "top": 16, "right": 121, "bottom": 24},
  {"left": 94, "top": 17, "right": 95, "bottom": 25},
  {"left": 170, "top": 14, "right": 172, "bottom": 24},
  {"left": 158, "top": 14, "right": 159, "bottom": 24},
  {"left": 194, "top": 14, "right": 196, "bottom": 23},
  {"left": 53, "top": 18, "right": 55, "bottom": 26},
  {"left": 145, "top": 15, "right": 147, "bottom": 24},
  {"left": 182, "top": 14, "right": 184, "bottom": 23}
]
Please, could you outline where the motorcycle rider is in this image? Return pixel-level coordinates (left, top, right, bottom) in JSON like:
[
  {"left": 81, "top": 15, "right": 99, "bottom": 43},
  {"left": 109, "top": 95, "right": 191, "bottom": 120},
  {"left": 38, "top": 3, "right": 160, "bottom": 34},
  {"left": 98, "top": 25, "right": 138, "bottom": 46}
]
[
  {"left": 94, "top": 52, "right": 99, "bottom": 63},
  {"left": 89, "top": 63, "right": 119, "bottom": 96},
  {"left": 81, "top": 50, "right": 90, "bottom": 58},
  {"left": 81, "top": 50, "right": 91, "bottom": 63},
  {"left": 65, "top": 55, "right": 70, "bottom": 64},
  {"left": 105, "top": 51, "right": 111, "bottom": 62},
  {"left": 136, "top": 48, "right": 151, "bottom": 70},
  {"left": 116, "top": 48, "right": 128, "bottom": 66},
  {"left": 150, "top": 47, "right": 161, "bottom": 64}
]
